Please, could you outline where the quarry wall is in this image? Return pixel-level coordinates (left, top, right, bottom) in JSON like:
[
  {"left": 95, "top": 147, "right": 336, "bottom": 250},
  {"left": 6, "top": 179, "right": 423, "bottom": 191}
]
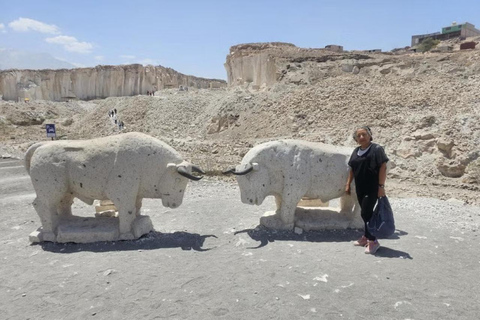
[
  {"left": 0, "top": 64, "right": 226, "bottom": 101},
  {"left": 223, "top": 42, "right": 371, "bottom": 88},
  {"left": 224, "top": 43, "right": 295, "bottom": 87}
]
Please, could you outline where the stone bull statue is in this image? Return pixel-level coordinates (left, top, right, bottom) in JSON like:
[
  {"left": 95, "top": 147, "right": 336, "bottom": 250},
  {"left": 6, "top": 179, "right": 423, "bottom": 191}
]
[
  {"left": 224, "top": 140, "right": 361, "bottom": 230},
  {"left": 25, "top": 132, "right": 204, "bottom": 242}
]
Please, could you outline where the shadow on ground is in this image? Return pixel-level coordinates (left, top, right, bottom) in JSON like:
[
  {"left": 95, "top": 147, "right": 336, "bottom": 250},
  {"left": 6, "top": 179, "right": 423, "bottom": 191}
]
[
  {"left": 36, "top": 231, "right": 217, "bottom": 253},
  {"left": 374, "top": 246, "right": 413, "bottom": 259},
  {"left": 235, "top": 226, "right": 409, "bottom": 251}
]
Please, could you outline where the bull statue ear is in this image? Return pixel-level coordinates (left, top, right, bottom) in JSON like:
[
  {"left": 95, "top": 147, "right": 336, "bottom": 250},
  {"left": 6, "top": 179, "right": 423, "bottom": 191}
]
[
  {"left": 167, "top": 163, "right": 177, "bottom": 169},
  {"left": 252, "top": 163, "right": 260, "bottom": 171}
]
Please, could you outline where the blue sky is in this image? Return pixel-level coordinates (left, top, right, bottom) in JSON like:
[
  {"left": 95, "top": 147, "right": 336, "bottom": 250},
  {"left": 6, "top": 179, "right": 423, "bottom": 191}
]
[{"left": 1, "top": 0, "right": 479, "bottom": 79}]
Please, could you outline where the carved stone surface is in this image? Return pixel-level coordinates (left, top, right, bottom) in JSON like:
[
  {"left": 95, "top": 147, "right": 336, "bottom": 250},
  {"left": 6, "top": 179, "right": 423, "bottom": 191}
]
[
  {"left": 228, "top": 140, "right": 361, "bottom": 230},
  {"left": 29, "top": 216, "right": 154, "bottom": 243},
  {"left": 25, "top": 132, "right": 203, "bottom": 243}
]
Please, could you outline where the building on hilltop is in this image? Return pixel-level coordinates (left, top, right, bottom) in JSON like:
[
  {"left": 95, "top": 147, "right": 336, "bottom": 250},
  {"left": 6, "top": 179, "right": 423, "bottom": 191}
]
[
  {"left": 325, "top": 45, "right": 343, "bottom": 52},
  {"left": 411, "top": 22, "right": 480, "bottom": 47}
]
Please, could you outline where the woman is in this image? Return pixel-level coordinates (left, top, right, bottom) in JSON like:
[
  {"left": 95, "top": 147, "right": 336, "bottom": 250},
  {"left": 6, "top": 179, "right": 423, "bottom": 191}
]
[{"left": 345, "top": 126, "right": 388, "bottom": 254}]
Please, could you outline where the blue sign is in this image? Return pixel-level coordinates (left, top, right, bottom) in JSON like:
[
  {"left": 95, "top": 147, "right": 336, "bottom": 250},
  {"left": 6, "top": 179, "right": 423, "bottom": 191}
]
[{"left": 46, "top": 124, "right": 56, "bottom": 138}]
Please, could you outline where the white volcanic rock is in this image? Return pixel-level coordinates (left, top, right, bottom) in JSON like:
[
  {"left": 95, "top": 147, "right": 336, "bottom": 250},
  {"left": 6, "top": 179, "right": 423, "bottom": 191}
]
[{"left": 0, "top": 64, "right": 226, "bottom": 102}]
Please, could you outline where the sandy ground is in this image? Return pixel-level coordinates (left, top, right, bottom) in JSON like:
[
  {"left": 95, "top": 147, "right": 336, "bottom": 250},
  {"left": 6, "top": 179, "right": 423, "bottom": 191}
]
[{"left": 1, "top": 158, "right": 480, "bottom": 320}]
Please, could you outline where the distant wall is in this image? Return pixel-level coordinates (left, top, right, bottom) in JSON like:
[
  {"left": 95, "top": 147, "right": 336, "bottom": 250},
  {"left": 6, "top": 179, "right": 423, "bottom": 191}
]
[
  {"left": 224, "top": 43, "right": 295, "bottom": 87},
  {"left": 0, "top": 64, "right": 226, "bottom": 101},
  {"left": 224, "top": 52, "right": 277, "bottom": 87}
]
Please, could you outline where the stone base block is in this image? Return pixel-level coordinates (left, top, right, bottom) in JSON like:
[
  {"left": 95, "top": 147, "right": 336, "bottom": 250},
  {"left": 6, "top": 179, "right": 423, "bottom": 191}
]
[
  {"left": 298, "top": 198, "right": 329, "bottom": 207},
  {"left": 95, "top": 205, "right": 117, "bottom": 213},
  {"left": 260, "top": 211, "right": 294, "bottom": 230},
  {"left": 95, "top": 210, "right": 117, "bottom": 218},
  {"left": 29, "top": 228, "right": 43, "bottom": 243},
  {"left": 132, "top": 215, "right": 154, "bottom": 238},
  {"left": 29, "top": 215, "right": 154, "bottom": 243},
  {"left": 294, "top": 207, "right": 363, "bottom": 231},
  {"left": 260, "top": 206, "right": 363, "bottom": 231}
]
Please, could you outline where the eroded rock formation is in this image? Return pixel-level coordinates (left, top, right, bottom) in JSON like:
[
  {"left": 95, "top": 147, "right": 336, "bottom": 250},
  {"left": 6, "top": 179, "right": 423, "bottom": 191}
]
[
  {"left": 0, "top": 64, "right": 226, "bottom": 101},
  {"left": 224, "top": 42, "right": 371, "bottom": 87}
]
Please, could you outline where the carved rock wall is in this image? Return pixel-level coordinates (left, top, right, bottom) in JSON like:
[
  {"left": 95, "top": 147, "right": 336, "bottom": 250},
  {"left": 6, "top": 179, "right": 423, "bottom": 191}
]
[
  {"left": 224, "top": 42, "right": 372, "bottom": 87},
  {"left": 0, "top": 64, "right": 226, "bottom": 101},
  {"left": 224, "top": 43, "right": 295, "bottom": 87}
]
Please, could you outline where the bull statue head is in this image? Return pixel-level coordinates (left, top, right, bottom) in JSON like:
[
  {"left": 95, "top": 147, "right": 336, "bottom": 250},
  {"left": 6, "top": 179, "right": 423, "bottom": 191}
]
[
  {"left": 224, "top": 162, "right": 271, "bottom": 205},
  {"left": 160, "top": 161, "right": 205, "bottom": 208}
]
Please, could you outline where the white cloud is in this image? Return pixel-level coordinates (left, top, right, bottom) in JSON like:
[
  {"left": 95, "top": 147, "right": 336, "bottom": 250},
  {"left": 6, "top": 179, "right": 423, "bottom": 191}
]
[
  {"left": 94, "top": 55, "right": 104, "bottom": 61},
  {"left": 119, "top": 56, "right": 159, "bottom": 66},
  {"left": 139, "top": 58, "right": 159, "bottom": 66},
  {"left": 45, "top": 35, "right": 93, "bottom": 54},
  {"left": 9, "top": 17, "right": 60, "bottom": 34},
  {"left": 71, "top": 62, "right": 86, "bottom": 68},
  {"left": 0, "top": 23, "right": 6, "bottom": 33}
]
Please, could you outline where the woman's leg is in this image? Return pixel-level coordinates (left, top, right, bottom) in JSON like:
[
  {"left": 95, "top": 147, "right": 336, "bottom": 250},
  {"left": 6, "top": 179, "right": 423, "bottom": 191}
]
[{"left": 358, "top": 193, "right": 378, "bottom": 241}]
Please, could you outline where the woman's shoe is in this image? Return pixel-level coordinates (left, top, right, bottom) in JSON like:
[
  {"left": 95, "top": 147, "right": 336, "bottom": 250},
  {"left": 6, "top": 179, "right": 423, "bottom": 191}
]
[
  {"left": 365, "top": 240, "right": 380, "bottom": 254},
  {"left": 354, "top": 236, "right": 368, "bottom": 247}
]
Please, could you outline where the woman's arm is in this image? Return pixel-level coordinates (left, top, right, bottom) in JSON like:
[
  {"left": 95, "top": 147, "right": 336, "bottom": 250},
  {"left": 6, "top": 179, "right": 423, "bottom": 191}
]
[
  {"left": 378, "top": 162, "right": 387, "bottom": 197},
  {"left": 345, "top": 168, "right": 354, "bottom": 194}
]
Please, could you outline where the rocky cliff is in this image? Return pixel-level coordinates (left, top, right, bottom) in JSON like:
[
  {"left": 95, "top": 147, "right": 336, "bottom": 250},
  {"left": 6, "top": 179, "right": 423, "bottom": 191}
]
[
  {"left": 224, "top": 42, "right": 294, "bottom": 87},
  {"left": 0, "top": 64, "right": 226, "bottom": 101},
  {"left": 224, "top": 42, "right": 372, "bottom": 87}
]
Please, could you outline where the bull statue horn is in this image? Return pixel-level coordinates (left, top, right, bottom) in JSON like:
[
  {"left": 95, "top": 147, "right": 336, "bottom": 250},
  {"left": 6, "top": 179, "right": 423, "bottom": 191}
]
[
  {"left": 223, "top": 163, "right": 253, "bottom": 176},
  {"left": 222, "top": 168, "right": 235, "bottom": 175},
  {"left": 192, "top": 165, "right": 205, "bottom": 175},
  {"left": 177, "top": 166, "right": 203, "bottom": 181}
]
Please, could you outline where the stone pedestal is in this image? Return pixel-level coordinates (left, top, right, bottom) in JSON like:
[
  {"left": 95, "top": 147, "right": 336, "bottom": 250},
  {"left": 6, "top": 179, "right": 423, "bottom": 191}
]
[
  {"left": 94, "top": 200, "right": 118, "bottom": 217},
  {"left": 29, "top": 215, "right": 153, "bottom": 243},
  {"left": 260, "top": 205, "right": 363, "bottom": 231},
  {"left": 294, "top": 206, "right": 363, "bottom": 231},
  {"left": 298, "top": 197, "right": 329, "bottom": 207}
]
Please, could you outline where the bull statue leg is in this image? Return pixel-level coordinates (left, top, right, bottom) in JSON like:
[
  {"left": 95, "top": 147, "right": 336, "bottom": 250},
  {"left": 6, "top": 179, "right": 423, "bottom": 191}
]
[
  {"left": 57, "top": 193, "right": 74, "bottom": 216},
  {"left": 110, "top": 193, "right": 137, "bottom": 240},
  {"left": 30, "top": 169, "right": 69, "bottom": 242},
  {"left": 260, "top": 187, "right": 304, "bottom": 230},
  {"left": 32, "top": 197, "right": 61, "bottom": 242},
  {"left": 339, "top": 189, "right": 362, "bottom": 228},
  {"left": 135, "top": 197, "right": 143, "bottom": 216}
]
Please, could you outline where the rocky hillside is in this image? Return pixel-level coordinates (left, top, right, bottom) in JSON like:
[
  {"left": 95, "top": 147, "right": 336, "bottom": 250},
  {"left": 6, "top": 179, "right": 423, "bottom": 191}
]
[
  {"left": 0, "top": 64, "right": 226, "bottom": 102},
  {"left": 1, "top": 43, "right": 479, "bottom": 204}
]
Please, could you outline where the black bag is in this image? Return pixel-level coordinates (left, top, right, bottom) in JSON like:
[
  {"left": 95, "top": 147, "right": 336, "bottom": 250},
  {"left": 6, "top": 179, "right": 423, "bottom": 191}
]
[{"left": 367, "top": 196, "right": 395, "bottom": 238}]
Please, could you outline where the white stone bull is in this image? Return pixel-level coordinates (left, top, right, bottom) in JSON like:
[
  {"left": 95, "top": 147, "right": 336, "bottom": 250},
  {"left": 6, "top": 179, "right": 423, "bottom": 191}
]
[
  {"left": 25, "top": 132, "right": 204, "bottom": 241},
  {"left": 224, "top": 140, "right": 360, "bottom": 230}
]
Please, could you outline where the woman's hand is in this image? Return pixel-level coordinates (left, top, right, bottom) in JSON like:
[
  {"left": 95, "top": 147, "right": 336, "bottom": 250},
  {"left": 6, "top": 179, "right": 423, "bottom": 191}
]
[
  {"left": 345, "top": 170, "right": 353, "bottom": 195},
  {"left": 378, "top": 186, "right": 386, "bottom": 198}
]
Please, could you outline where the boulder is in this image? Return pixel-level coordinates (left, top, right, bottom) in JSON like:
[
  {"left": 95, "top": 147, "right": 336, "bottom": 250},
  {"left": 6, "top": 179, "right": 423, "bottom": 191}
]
[
  {"left": 437, "top": 138, "right": 455, "bottom": 157},
  {"left": 436, "top": 158, "right": 467, "bottom": 178}
]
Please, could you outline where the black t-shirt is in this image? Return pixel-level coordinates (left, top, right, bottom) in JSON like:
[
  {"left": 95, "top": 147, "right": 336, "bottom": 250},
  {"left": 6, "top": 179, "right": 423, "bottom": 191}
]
[{"left": 348, "top": 143, "right": 389, "bottom": 195}]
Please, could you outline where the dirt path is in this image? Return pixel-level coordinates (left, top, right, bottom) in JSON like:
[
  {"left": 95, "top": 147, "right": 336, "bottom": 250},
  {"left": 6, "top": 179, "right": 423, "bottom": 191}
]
[{"left": 1, "top": 159, "right": 479, "bottom": 319}]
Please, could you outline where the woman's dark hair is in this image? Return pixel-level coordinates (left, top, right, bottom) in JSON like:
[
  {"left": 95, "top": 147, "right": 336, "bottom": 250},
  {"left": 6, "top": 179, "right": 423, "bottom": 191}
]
[{"left": 353, "top": 126, "right": 373, "bottom": 141}]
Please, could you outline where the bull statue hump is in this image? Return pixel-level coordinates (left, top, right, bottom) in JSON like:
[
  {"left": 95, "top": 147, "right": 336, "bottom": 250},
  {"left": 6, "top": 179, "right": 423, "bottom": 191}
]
[
  {"left": 225, "top": 139, "right": 362, "bottom": 231},
  {"left": 26, "top": 132, "right": 204, "bottom": 243}
]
